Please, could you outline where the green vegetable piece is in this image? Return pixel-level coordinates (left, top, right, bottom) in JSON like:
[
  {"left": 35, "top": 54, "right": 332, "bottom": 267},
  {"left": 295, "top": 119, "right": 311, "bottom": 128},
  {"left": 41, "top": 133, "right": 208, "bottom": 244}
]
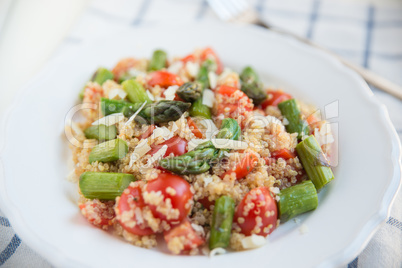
[
  {"left": 278, "top": 99, "right": 310, "bottom": 139},
  {"left": 209, "top": 196, "right": 235, "bottom": 249},
  {"left": 296, "top": 135, "right": 334, "bottom": 190},
  {"left": 84, "top": 124, "right": 117, "bottom": 141},
  {"left": 189, "top": 98, "right": 211, "bottom": 119},
  {"left": 278, "top": 180, "right": 318, "bottom": 222},
  {"left": 79, "top": 171, "right": 135, "bottom": 200},
  {"left": 197, "top": 59, "right": 217, "bottom": 89},
  {"left": 122, "top": 80, "right": 152, "bottom": 104},
  {"left": 239, "top": 67, "right": 267, "bottom": 105},
  {"left": 176, "top": 82, "right": 202, "bottom": 103},
  {"left": 139, "top": 100, "right": 191, "bottom": 124},
  {"left": 80, "top": 67, "right": 114, "bottom": 99},
  {"left": 100, "top": 98, "right": 141, "bottom": 117},
  {"left": 159, "top": 119, "right": 240, "bottom": 175},
  {"left": 149, "top": 50, "right": 167, "bottom": 71},
  {"left": 89, "top": 138, "right": 128, "bottom": 163}
]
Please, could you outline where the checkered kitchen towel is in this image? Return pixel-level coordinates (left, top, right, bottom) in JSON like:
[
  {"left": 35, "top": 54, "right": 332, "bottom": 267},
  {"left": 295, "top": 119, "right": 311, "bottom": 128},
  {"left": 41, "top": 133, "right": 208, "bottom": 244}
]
[{"left": 1, "top": 0, "right": 401, "bottom": 267}]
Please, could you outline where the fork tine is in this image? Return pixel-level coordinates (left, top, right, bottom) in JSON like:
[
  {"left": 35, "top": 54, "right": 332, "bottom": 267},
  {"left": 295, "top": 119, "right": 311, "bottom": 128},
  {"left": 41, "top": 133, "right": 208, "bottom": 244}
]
[
  {"left": 207, "top": 0, "right": 231, "bottom": 21},
  {"left": 207, "top": 0, "right": 251, "bottom": 21}
]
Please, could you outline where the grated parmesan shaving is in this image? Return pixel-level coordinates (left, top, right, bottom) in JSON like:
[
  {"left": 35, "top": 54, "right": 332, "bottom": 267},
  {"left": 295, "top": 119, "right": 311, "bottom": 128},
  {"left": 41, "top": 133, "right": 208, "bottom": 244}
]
[
  {"left": 128, "top": 68, "right": 146, "bottom": 78},
  {"left": 125, "top": 101, "right": 147, "bottom": 127},
  {"left": 147, "top": 145, "right": 167, "bottom": 166},
  {"left": 202, "top": 89, "right": 214, "bottom": 108},
  {"left": 209, "top": 248, "right": 226, "bottom": 257},
  {"left": 146, "top": 90, "right": 155, "bottom": 101},
  {"left": 108, "top": 88, "right": 127, "bottom": 100},
  {"left": 129, "top": 139, "right": 151, "bottom": 167},
  {"left": 168, "top": 61, "right": 184, "bottom": 74},
  {"left": 186, "top": 61, "right": 199, "bottom": 77},
  {"left": 208, "top": 72, "right": 218, "bottom": 89},
  {"left": 164, "top": 85, "right": 179, "bottom": 100},
  {"left": 241, "top": 234, "right": 266, "bottom": 249},
  {"left": 211, "top": 139, "right": 248, "bottom": 150},
  {"left": 92, "top": 113, "right": 125, "bottom": 126},
  {"left": 152, "top": 126, "right": 173, "bottom": 140}
]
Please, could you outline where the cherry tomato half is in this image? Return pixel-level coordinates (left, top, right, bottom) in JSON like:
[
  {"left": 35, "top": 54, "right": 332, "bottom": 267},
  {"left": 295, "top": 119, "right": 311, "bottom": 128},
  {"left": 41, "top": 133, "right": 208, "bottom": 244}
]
[
  {"left": 148, "top": 136, "right": 188, "bottom": 157},
  {"left": 261, "top": 90, "right": 292, "bottom": 109},
  {"left": 234, "top": 187, "right": 278, "bottom": 237},
  {"left": 115, "top": 184, "right": 154, "bottom": 236},
  {"left": 148, "top": 71, "right": 183, "bottom": 88},
  {"left": 164, "top": 219, "right": 205, "bottom": 254},
  {"left": 221, "top": 152, "right": 258, "bottom": 180},
  {"left": 271, "top": 149, "right": 296, "bottom": 160},
  {"left": 79, "top": 200, "right": 115, "bottom": 229},
  {"left": 144, "top": 173, "right": 193, "bottom": 224}
]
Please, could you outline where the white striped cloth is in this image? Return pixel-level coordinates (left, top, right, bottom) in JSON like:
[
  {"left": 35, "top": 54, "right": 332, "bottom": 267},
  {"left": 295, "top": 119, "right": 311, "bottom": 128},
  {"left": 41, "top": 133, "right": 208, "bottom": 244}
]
[{"left": 1, "top": 0, "right": 401, "bottom": 267}]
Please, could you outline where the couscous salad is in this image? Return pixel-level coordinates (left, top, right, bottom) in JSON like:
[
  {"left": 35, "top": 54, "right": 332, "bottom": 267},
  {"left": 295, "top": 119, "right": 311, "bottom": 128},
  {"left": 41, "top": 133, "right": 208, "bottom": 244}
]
[{"left": 67, "top": 48, "right": 335, "bottom": 255}]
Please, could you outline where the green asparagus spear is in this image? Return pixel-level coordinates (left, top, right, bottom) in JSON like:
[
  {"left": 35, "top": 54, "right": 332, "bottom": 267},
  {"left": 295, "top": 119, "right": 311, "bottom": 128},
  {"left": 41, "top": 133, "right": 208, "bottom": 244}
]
[
  {"left": 296, "top": 135, "right": 334, "bottom": 190},
  {"left": 278, "top": 180, "right": 318, "bottom": 222},
  {"left": 138, "top": 100, "right": 191, "bottom": 124},
  {"left": 79, "top": 172, "right": 136, "bottom": 200},
  {"left": 100, "top": 98, "right": 191, "bottom": 123},
  {"left": 149, "top": 50, "right": 167, "bottom": 71},
  {"left": 122, "top": 80, "right": 152, "bottom": 104},
  {"left": 176, "top": 82, "right": 203, "bottom": 102},
  {"left": 89, "top": 138, "right": 128, "bottom": 163},
  {"left": 84, "top": 124, "right": 117, "bottom": 141},
  {"left": 209, "top": 196, "right": 235, "bottom": 249},
  {"left": 79, "top": 67, "right": 114, "bottom": 99},
  {"left": 189, "top": 98, "right": 211, "bottom": 119},
  {"left": 278, "top": 99, "right": 310, "bottom": 139},
  {"left": 159, "top": 118, "right": 240, "bottom": 174},
  {"left": 239, "top": 66, "right": 267, "bottom": 105}
]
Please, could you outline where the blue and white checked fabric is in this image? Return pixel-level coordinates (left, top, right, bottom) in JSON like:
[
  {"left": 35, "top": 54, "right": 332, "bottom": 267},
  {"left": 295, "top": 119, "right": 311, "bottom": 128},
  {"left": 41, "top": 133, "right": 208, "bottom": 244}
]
[{"left": 1, "top": 0, "right": 401, "bottom": 267}]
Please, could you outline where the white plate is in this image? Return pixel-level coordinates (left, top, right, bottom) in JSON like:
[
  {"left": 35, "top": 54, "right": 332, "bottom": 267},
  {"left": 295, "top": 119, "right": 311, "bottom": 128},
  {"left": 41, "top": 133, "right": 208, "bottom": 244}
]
[{"left": 0, "top": 22, "right": 401, "bottom": 268}]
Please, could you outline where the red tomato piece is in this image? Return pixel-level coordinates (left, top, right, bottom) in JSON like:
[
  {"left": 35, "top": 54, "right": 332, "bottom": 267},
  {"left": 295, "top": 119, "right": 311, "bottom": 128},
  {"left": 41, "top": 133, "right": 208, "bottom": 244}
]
[
  {"left": 79, "top": 200, "right": 115, "bottom": 229},
  {"left": 148, "top": 71, "right": 183, "bottom": 88},
  {"left": 112, "top": 57, "right": 137, "bottom": 82},
  {"left": 200, "top": 47, "right": 223, "bottom": 74},
  {"left": 163, "top": 219, "right": 205, "bottom": 254},
  {"left": 187, "top": 117, "right": 203, "bottom": 139},
  {"left": 261, "top": 90, "right": 292, "bottom": 109},
  {"left": 221, "top": 152, "right": 258, "bottom": 180},
  {"left": 271, "top": 149, "right": 296, "bottom": 160},
  {"left": 148, "top": 136, "right": 188, "bottom": 157},
  {"left": 197, "top": 197, "right": 214, "bottom": 210},
  {"left": 115, "top": 184, "right": 154, "bottom": 236},
  {"left": 234, "top": 187, "right": 278, "bottom": 237},
  {"left": 144, "top": 173, "right": 193, "bottom": 224},
  {"left": 140, "top": 124, "right": 156, "bottom": 139},
  {"left": 181, "top": 54, "right": 195, "bottom": 64}
]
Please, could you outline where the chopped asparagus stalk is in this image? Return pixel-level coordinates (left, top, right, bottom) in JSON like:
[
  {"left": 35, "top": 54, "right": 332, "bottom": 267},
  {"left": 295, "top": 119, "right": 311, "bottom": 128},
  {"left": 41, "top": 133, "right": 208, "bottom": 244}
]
[
  {"left": 216, "top": 118, "right": 240, "bottom": 140},
  {"left": 100, "top": 98, "right": 141, "bottom": 116},
  {"left": 296, "top": 135, "right": 334, "bottom": 190},
  {"left": 239, "top": 66, "right": 267, "bottom": 105},
  {"left": 84, "top": 124, "right": 117, "bottom": 141},
  {"left": 209, "top": 196, "right": 235, "bottom": 249},
  {"left": 176, "top": 82, "right": 202, "bottom": 103},
  {"left": 278, "top": 99, "right": 309, "bottom": 139},
  {"left": 89, "top": 139, "right": 128, "bottom": 163},
  {"left": 79, "top": 171, "right": 135, "bottom": 200},
  {"left": 122, "top": 80, "right": 152, "bottom": 104},
  {"left": 149, "top": 50, "right": 167, "bottom": 71},
  {"left": 197, "top": 59, "right": 217, "bottom": 89},
  {"left": 189, "top": 98, "right": 211, "bottom": 119},
  {"left": 278, "top": 180, "right": 318, "bottom": 222},
  {"left": 79, "top": 67, "right": 114, "bottom": 99}
]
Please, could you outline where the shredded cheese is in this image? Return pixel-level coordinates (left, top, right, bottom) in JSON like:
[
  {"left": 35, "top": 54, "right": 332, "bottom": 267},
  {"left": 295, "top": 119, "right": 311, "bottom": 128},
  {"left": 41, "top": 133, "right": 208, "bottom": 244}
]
[
  {"left": 147, "top": 145, "right": 167, "bottom": 166},
  {"left": 146, "top": 90, "right": 155, "bottom": 101},
  {"left": 108, "top": 88, "right": 127, "bottom": 100},
  {"left": 167, "top": 61, "right": 183, "bottom": 74},
  {"left": 241, "top": 235, "right": 266, "bottom": 249},
  {"left": 125, "top": 101, "right": 147, "bottom": 127},
  {"left": 202, "top": 89, "right": 214, "bottom": 108},
  {"left": 164, "top": 85, "right": 179, "bottom": 100},
  {"left": 92, "top": 113, "right": 125, "bottom": 126},
  {"left": 152, "top": 126, "right": 173, "bottom": 140},
  {"left": 208, "top": 72, "right": 218, "bottom": 89},
  {"left": 129, "top": 139, "right": 151, "bottom": 167},
  {"left": 186, "top": 61, "right": 199, "bottom": 77},
  {"left": 128, "top": 68, "right": 146, "bottom": 78},
  {"left": 211, "top": 139, "right": 248, "bottom": 150}
]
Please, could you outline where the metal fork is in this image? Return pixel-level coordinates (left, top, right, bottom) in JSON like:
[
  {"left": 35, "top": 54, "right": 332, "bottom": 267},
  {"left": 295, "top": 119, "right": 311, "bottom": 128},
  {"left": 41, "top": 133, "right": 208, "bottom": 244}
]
[{"left": 207, "top": 0, "right": 402, "bottom": 100}]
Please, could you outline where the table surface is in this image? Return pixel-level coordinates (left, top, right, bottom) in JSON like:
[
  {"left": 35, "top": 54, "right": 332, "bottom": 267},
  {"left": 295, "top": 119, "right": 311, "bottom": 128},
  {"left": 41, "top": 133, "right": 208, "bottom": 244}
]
[{"left": 0, "top": 0, "right": 401, "bottom": 267}]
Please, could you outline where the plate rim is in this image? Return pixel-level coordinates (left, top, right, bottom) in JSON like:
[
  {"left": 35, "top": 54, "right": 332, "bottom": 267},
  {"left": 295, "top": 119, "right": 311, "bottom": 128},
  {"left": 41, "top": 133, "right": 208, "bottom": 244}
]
[{"left": 0, "top": 22, "right": 401, "bottom": 268}]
